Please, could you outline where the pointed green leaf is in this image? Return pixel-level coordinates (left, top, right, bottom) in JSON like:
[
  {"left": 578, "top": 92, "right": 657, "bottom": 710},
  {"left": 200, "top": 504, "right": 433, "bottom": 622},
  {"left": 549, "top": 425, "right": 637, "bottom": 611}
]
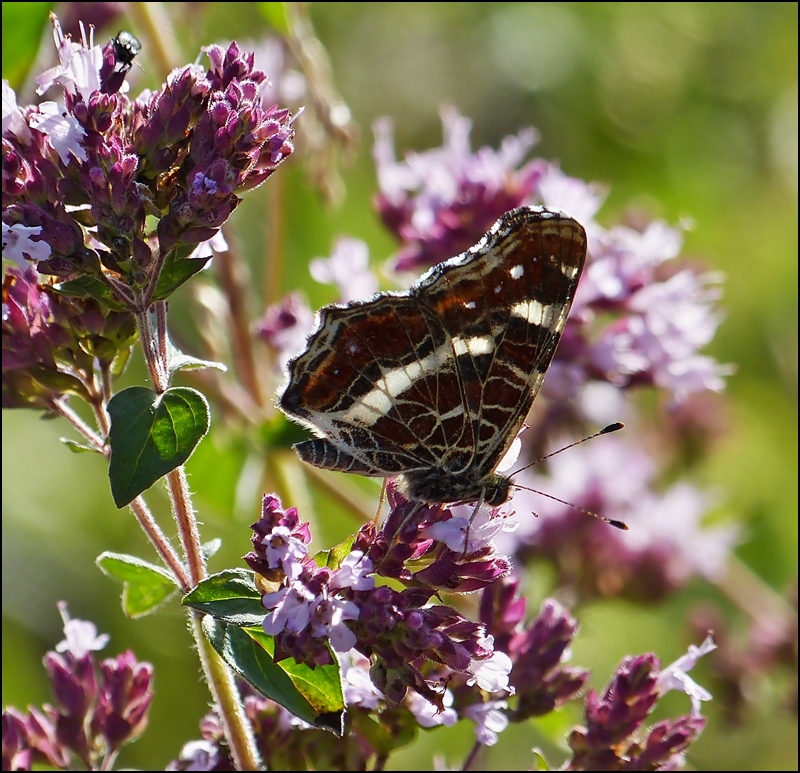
[
  {"left": 108, "top": 386, "right": 210, "bottom": 507},
  {"left": 166, "top": 335, "right": 227, "bottom": 376},
  {"left": 96, "top": 551, "right": 179, "bottom": 617},
  {"left": 29, "top": 366, "right": 92, "bottom": 401},
  {"left": 109, "top": 344, "right": 134, "bottom": 379},
  {"left": 243, "top": 627, "right": 345, "bottom": 734},
  {"left": 152, "top": 252, "right": 211, "bottom": 301},
  {"left": 52, "top": 275, "right": 126, "bottom": 310},
  {"left": 530, "top": 749, "right": 551, "bottom": 771},
  {"left": 202, "top": 617, "right": 345, "bottom": 733},
  {"left": 168, "top": 351, "right": 227, "bottom": 374},
  {"left": 202, "top": 538, "right": 223, "bottom": 560},
  {"left": 60, "top": 437, "right": 102, "bottom": 454},
  {"left": 314, "top": 534, "right": 356, "bottom": 570},
  {"left": 183, "top": 568, "right": 265, "bottom": 627}
]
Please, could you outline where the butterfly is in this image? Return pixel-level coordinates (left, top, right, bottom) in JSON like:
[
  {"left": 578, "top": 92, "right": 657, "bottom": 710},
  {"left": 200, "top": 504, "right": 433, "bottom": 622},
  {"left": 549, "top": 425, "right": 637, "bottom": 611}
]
[{"left": 279, "top": 206, "right": 586, "bottom": 508}]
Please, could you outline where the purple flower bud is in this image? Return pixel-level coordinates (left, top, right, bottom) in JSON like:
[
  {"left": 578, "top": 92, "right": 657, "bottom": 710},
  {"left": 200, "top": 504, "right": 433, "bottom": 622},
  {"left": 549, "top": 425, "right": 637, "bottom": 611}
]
[
  {"left": 2, "top": 705, "right": 71, "bottom": 770},
  {"left": 43, "top": 651, "right": 97, "bottom": 724},
  {"left": 589, "top": 655, "right": 661, "bottom": 743},
  {"left": 3, "top": 709, "right": 33, "bottom": 770},
  {"left": 412, "top": 551, "right": 510, "bottom": 593},
  {"left": 632, "top": 715, "right": 707, "bottom": 769},
  {"left": 567, "top": 654, "right": 662, "bottom": 769},
  {"left": 254, "top": 292, "right": 315, "bottom": 372},
  {"left": 244, "top": 494, "right": 311, "bottom": 581},
  {"left": 93, "top": 651, "right": 154, "bottom": 751},
  {"left": 479, "top": 575, "right": 527, "bottom": 652},
  {"left": 507, "top": 599, "right": 589, "bottom": 720},
  {"left": 2, "top": 266, "right": 136, "bottom": 409}
]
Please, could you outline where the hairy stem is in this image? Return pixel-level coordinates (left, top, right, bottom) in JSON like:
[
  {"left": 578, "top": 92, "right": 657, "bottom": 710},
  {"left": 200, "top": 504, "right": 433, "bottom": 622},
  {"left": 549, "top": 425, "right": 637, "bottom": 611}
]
[{"left": 190, "top": 611, "right": 263, "bottom": 770}]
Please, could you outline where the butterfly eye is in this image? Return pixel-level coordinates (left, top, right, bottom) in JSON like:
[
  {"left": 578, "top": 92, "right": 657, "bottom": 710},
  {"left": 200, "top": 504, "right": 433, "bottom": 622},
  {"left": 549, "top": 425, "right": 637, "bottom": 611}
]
[{"left": 484, "top": 479, "right": 511, "bottom": 508}]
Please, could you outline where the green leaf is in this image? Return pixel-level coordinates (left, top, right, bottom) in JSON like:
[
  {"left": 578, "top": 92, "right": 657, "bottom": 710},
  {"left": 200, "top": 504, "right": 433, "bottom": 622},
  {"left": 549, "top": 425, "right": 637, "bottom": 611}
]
[
  {"left": 243, "top": 626, "right": 345, "bottom": 733},
  {"left": 166, "top": 335, "right": 227, "bottom": 376},
  {"left": 60, "top": 438, "right": 102, "bottom": 454},
  {"left": 202, "top": 617, "right": 345, "bottom": 733},
  {"left": 109, "top": 345, "right": 134, "bottom": 379},
  {"left": 96, "top": 551, "right": 179, "bottom": 617},
  {"left": 108, "top": 386, "right": 210, "bottom": 507},
  {"left": 29, "top": 366, "right": 92, "bottom": 402},
  {"left": 183, "top": 568, "right": 265, "bottom": 627},
  {"left": 314, "top": 534, "right": 356, "bottom": 570},
  {"left": 530, "top": 748, "right": 551, "bottom": 771},
  {"left": 52, "top": 275, "right": 126, "bottom": 310},
  {"left": 151, "top": 252, "right": 211, "bottom": 301}
]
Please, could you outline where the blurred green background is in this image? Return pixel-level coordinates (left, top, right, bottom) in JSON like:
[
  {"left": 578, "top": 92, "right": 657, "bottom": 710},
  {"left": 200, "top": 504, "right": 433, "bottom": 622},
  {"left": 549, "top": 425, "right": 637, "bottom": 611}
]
[{"left": 2, "top": 3, "right": 797, "bottom": 770}]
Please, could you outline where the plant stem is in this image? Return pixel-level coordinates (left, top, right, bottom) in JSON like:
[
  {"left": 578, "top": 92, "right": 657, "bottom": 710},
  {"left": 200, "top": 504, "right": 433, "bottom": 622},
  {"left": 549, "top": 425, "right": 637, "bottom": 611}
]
[
  {"left": 134, "top": 300, "right": 262, "bottom": 768},
  {"left": 190, "top": 611, "right": 263, "bottom": 770},
  {"left": 166, "top": 467, "right": 206, "bottom": 586},
  {"left": 129, "top": 496, "right": 191, "bottom": 591},
  {"left": 462, "top": 739, "right": 483, "bottom": 771},
  {"left": 51, "top": 398, "right": 106, "bottom": 453}
]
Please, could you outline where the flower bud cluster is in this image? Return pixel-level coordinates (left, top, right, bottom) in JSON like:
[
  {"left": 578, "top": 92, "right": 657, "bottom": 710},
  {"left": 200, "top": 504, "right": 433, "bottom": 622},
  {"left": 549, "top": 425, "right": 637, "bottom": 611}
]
[
  {"left": 484, "top": 584, "right": 591, "bottom": 721},
  {"left": 3, "top": 16, "right": 296, "bottom": 410},
  {"left": 2, "top": 266, "right": 136, "bottom": 409},
  {"left": 566, "top": 643, "right": 712, "bottom": 770},
  {"left": 2, "top": 605, "right": 153, "bottom": 770},
  {"left": 245, "top": 490, "right": 514, "bottom": 734},
  {"left": 245, "top": 495, "right": 369, "bottom": 667},
  {"left": 5, "top": 18, "right": 295, "bottom": 284}
]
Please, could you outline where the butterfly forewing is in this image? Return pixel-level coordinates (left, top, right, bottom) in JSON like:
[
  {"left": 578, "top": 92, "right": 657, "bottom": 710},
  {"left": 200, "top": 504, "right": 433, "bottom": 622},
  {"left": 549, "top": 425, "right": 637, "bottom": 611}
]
[
  {"left": 279, "top": 207, "right": 587, "bottom": 505},
  {"left": 418, "top": 210, "right": 586, "bottom": 475}
]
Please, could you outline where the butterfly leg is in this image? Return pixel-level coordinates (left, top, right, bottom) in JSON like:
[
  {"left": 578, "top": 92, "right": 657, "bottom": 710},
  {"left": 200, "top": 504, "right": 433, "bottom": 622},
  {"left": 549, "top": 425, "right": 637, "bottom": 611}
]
[{"left": 461, "top": 494, "right": 486, "bottom": 557}]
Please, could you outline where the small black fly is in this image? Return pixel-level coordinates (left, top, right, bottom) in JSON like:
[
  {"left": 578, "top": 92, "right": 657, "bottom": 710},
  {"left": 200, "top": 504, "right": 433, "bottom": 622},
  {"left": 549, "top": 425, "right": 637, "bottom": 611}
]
[{"left": 113, "top": 30, "right": 141, "bottom": 72}]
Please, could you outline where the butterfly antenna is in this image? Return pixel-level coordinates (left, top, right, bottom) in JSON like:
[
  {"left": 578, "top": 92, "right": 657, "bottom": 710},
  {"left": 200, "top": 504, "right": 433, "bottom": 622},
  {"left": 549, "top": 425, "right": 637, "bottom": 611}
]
[
  {"left": 511, "top": 482, "right": 628, "bottom": 530},
  {"left": 512, "top": 422, "right": 624, "bottom": 474},
  {"left": 509, "top": 422, "right": 628, "bottom": 530}
]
